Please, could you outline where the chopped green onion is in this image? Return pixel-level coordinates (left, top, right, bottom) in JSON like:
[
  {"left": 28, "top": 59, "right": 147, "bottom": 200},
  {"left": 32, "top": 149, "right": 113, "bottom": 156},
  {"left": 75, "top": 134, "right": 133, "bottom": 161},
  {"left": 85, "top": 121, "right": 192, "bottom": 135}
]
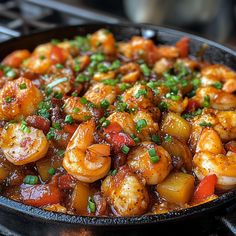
[
  {"left": 20, "top": 121, "right": 31, "bottom": 133},
  {"left": 55, "top": 63, "right": 64, "bottom": 69},
  {"left": 134, "top": 89, "right": 147, "bottom": 99},
  {"left": 151, "top": 134, "right": 161, "bottom": 144},
  {"left": 80, "top": 97, "right": 87, "bottom": 105},
  {"left": 110, "top": 169, "right": 118, "bottom": 176},
  {"left": 48, "top": 167, "right": 56, "bottom": 175},
  {"left": 97, "top": 63, "right": 109, "bottom": 73},
  {"left": 75, "top": 74, "right": 89, "bottom": 83},
  {"left": 90, "top": 53, "right": 105, "bottom": 62},
  {"left": 5, "top": 96, "right": 13, "bottom": 103},
  {"left": 99, "top": 117, "right": 106, "bottom": 124},
  {"left": 101, "top": 120, "right": 110, "bottom": 128},
  {"left": 136, "top": 119, "right": 147, "bottom": 133},
  {"left": 39, "top": 55, "right": 45, "bottom": 60},
  {"left": 121, "top": 145, "right": 130, "bottom": 154},
  {"left": 52, "top": 122, "right": 61, "bottom": 130},
  {"left": 213, "top": 82, "right": 223, "bottom": 89},
  {"left": 19, "top": 83, "right": 27, "bottom": 90},
  {"left": 73, "top": 107, "right": 80, "bottom": 114},
  {"left": 131, "top": 134, "right": 140, "bottom": 144},
  {"left": 102, "top": 79, "right": 119, "bottom": 86},
  {"left": 51, "top": 39, "right": 61, "bottom": 45},
  {"left": 148, "top": 148, "right": 159, "bottom": 163},
  {"left": 46, "top": 128, "right": 60, "bottom": 140},
  {"left": 47, "top": 77, "right": 68, "bottom": 88},
  {"left": 199, "top": 121, "right": 212, "bottom": 127},
  {"left": 23, "top": 175, "right": 38, "bottom": 185},
  {"left": 88, "top": 196, "right": 96, "bottom": 213},
  {"left": 6, "top": 70, "right": 16, "bottom": 78},
  {"left": 110, "top": 60, "right": 121, "bottom": 70},
  {"left": 65, "top": 115, "right": 74, "bottom": 124},
  {"left": 164, "top": 134, "right": 172, "bottom": 142},
  {"left": 140, "top": 64, "right": 151, "bottom": 76},
  {"left": 71, "top": 92, "right": 78, "bottom": 97},
  {"left": 116, "top": 102, "right": 127, "bottom": 112},
  {"left": 158, "top": 101, "right": 169, "bottom": 111},
  {"left": 53, "top": 91, "right": 63, "bottom": 99},
  {"left": 203, "top": 95, "right": 210, "bottom": 108},
  {"left": 100, "top": 99, "right": 110, "bottom": 109}
]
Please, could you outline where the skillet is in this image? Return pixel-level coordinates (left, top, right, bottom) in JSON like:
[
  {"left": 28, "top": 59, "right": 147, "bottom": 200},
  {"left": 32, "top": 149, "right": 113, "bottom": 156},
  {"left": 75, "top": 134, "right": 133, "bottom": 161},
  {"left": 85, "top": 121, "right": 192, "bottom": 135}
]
[{"left": 0, "top": 23, "right": 236, "bottom": 235}]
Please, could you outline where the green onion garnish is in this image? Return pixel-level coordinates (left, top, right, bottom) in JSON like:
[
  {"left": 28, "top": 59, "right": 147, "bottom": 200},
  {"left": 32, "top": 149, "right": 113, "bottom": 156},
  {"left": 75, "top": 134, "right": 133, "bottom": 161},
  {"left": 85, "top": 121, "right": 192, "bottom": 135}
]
[{"left": 23, "top": 175, "right": 38, "bottom": 185}]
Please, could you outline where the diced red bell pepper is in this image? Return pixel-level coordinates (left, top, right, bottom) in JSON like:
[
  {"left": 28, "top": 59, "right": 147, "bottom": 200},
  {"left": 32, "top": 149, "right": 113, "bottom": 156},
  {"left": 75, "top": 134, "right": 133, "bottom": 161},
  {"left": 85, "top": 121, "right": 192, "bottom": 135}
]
[
  {"left": 58, "top": 174, "right": 76, "bottom": 190},
  {"left": 104, "top": 122, "right": 122, "bottom": 134},
  {"left": 192, "top": 174, "right": 217, "bottom": 203},
  {"left": 106, "top": 132, "right": 135, "bottom": 149},
  {"left": 21, "top": 184, "right": 61, "bottom": 207},
  {"left": 176, "top": 37, "right": 189, "bottom": 58},
  {"left": 185, "top": 99, "right": 199, "bottom": 113},
  {"left": 50, "top": 46, "right": 66, "bottom": 64},
  {"left": 63, "top": 124, "right": 79, "bottom": 136}
]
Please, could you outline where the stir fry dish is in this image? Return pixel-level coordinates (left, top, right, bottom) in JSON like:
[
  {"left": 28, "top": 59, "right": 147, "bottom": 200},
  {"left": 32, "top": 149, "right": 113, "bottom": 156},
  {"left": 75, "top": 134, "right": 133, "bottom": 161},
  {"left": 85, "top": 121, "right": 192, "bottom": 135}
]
[{"left": 0, "top": 29, "right": 236, "bottom": 217}]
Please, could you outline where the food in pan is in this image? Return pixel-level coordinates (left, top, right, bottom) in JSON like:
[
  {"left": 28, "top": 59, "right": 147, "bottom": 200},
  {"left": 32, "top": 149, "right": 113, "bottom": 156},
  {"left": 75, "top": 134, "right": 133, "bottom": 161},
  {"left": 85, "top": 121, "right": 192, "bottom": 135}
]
[{"left": 0, "top": 29, "right": 235, "bottom": 217}]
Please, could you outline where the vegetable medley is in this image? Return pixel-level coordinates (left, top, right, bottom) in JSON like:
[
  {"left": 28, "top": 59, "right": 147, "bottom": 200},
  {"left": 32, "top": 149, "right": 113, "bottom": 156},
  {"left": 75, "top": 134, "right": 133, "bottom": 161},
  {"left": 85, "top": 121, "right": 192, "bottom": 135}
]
[{"left": 0, "top": 29, "right": 236, "bottom": 217}]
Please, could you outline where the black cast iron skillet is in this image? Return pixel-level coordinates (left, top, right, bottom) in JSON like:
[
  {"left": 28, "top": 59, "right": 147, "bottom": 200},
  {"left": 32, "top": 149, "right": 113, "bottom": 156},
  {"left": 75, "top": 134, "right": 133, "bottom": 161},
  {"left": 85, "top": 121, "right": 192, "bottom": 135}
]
[{"left": 0, "top": 23, "right": 236, "bottom": 236}]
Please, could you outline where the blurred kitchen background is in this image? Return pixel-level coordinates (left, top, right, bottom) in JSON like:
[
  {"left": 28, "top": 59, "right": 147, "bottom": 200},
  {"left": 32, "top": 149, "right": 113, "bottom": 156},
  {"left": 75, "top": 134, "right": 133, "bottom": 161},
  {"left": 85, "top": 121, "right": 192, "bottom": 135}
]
[{"left": 0, "top": 0, "right": 235, "bottom": 47}]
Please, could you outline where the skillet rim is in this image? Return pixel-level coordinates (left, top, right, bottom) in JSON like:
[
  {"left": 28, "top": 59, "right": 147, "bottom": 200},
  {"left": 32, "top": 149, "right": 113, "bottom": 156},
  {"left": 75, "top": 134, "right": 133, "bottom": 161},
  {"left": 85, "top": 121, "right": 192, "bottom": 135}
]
[{"left": 0, "top": 23, "right": 236, "bottom": 225}]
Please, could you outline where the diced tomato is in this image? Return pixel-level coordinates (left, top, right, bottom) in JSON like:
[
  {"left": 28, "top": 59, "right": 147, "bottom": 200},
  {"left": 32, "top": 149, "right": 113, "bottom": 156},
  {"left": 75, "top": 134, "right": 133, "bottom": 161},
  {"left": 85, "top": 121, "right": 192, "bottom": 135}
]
[
  {"left": 176, "top": 37, "right": 189, "bottom": 58},
  {"left": 58, "top": 174, "right": 76, "bottom": 190},
  {"left": 104, "top": 122, "right": 122, "bottom": 134},
  {"left": 185, "top": 99, "right": 199, "bottom": 113},
  {"left": 21, "top": 184, "right": 61, "bottom": 207},
  {"left": 192, "top": 174, "right": 217, "bottom": 203},
  {"left": 63, "top": 124, "right": 79, "bottom": 136},
  {"left": 225, "top": 141, "right": 236, "bottom": 153},
  {"left": 26, "top": 115, "right": 50, "bottom": 134},
  {"left": 50, "top": 46, "right": 66, "bottom": 64}
]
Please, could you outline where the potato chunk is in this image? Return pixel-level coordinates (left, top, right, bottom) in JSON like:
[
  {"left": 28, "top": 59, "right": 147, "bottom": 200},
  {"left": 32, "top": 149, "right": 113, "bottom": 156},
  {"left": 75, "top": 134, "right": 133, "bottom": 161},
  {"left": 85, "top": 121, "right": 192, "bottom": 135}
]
[
  {"left": 157, "top": 172, "right": 194, "bottom": 204},
  {"left": 161, "top": 112, "right": 191, "bottom": 142}
]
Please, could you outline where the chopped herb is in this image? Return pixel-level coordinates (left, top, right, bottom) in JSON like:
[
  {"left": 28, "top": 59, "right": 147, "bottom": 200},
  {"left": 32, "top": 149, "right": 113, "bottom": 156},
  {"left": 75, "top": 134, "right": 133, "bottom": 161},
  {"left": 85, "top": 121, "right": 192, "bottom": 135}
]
[
  {"left": 134, "top": 89, "right": 147, "bottom": 99},
  {"left": 71, "top": 92, "right": 78, "bottom": 97},
  {"left": 39, "top": 55, "right": 45, "bottom": 60},
  {"left": 88, "top": 196, "right": 96, "bottom": 213},
  {"left": 182, "top": 108, "right": 202, "bottom": 119},
  {"left": 203, "top": 95, "right": 210, "bottom": 108},
  {"left": 45, "top": 88, "right": 53, "bottom": 96},
  {"left": 5, "top": 96, "right": 13, "bottom": 103},
  {"left": 110, "top": 60, "right": 121, "bottom": 70},
  {"left": 48, "top": 167, "right": 56, "bottom": 175},
  {"left": 165, "top": 93, "right": 181, "bottom": 101},
  {"left": 83, "top": 115, "right": 91, "bottom": 121},
  {"left": 158, "top": 101, "right": 169, "bottom": 111},
  {"left": 147, "top": 81, "right": 159, "bottom": 95},
  {"left": 102, "top": 79, "right": 119, "bottom": 86},
  {"left": 57, "top": 150, "right": 65, "bottom": 157},
  {"left": 75, "top": 74, "right": 89, "bottom": 83},
  {"left": 51, "top": 39, "right": 61, "bottom": 45},
  {"left": 73, "top": 107, "right": 80, "bottom": 114},
  {"left": 46, "top": 128, "right": 60, "bottom": 140},
  {"left": 164, "top": 134, "right": 172, "bottom": 142},
  {"left": 80, "top": 97, "right": 87, "bottom": 105},
  {"left": 140, "top": 64, "right": 151, "bottom": 76},
  {"left": 65, "top": 115, "right": 74, "bottom": 124},
  {"left": 100, "top": 99, "right": 110, "bottom": 109},
  {"left": 91, "top": 53, "right": 105, "bottom": 62},
  {"left": 53, "top": 91, "right": 63, "bottom": 99},
  {"left": 37, "top": 100, "right": 51, "bottom": 119},
  {"left": 119, "top": 83, "right": 129, "bottom": 92},
  {"left": 101, "top": 120, "right": 110, "bottom": 128},
  {"left": 131, "top": 134, "right": 140, "bottom": 144},
  {"left": 74, "top": 64, "right": 80, "bottom": 72},
  {"left": 20, "top": 121, "right": 31, "bottom": 133},
  {"left": 151, "top": 134, "right": 161, "bottom": 144},
  {"left": 191, "top": 78, "right": 201, "bottom": 88},
  {"left": 47, "top": 77, "right": 68, "bottom": 88},
  {"left": 99, "top": 117, "right": 106, "bottom": 124},
  {"left": 52, "top": 122, "right": 61, "bottom": 130},
  {"left": 73, "top": 36, "right": 90, "bottom": 52},
  {"left": 148, "top": 148, "right": 159, "bottom": 163},
  {"left": 121, "top": 145, "right": 130, "bottom": 154},
  {"left": 213, "top": 82, "right": 223, "bottom": 89},
  {"left": 19, "top": 83, "right": 27, "bottom": 90},
  {"left": 6, "top": 69, "right": 16, "bottom": 78},
  {"left": 136, "top": 119, "right": 147, "bottom": 133},
  {"left": 23, "top": 175, "right": 38, "bottom": 185},
  {"left": 55, "top": 63, "right": 64, "bottom": 69},
  {"left": 97, "top": 63, "right": 109, "bottom": 73},
  {"left": 199, "top": 121, "right": 212, "bottom": 127},
  {"left": 110, "top": 169, "right": 118, "bottom": 176}
]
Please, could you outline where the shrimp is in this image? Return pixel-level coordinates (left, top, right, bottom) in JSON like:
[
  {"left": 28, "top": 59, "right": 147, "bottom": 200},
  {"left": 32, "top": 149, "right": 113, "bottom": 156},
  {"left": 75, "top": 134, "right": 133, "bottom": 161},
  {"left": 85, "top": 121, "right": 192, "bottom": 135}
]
[
  {"left": 101, "top": 167, "right": 149, "bottom": 216},
  {"left": 127, "top": 142, "right": 172, "bottom": 185},
  {"left": 163, "top": 96, "right": 189, "bottom": 114},
  {"left": 193, "top": 128, "right": 236, "bottom": 190},
  {"left": 0, "top": 123, "right": 49, "bottom": 165},
  {"left": 153, "top": 58, "right": 173, "bottom": 75},
  {"left": 132, "top": 110, "right": 159, "bottom": 141},
  {"left": 119, "top": 62, "right": 141, "bottom": 83},
  {"left": 63, "top": 97, "right": 92, "bottom": 122},
  {"left": 84, "top": 83, "right": 117, "bottom": 106},
  {"left": 201, "top": 65, "right": 236, "bottom": 93},
  {"left": 189, "top": 109, "right": 236, "bottom": 151},
  {"left": 2, "top": 50, "right": 31, "bottom": 68},
  {"left": 122, "top": 84, "right": 154, "bottom": 109},
  {"left": 193, "top": 87, "right": 236, "bottom": 110},
  {"left": 0, "top": 77, "right": 43, "bottom": 121},
  {"left": 90, "top": 29, "right": 116, "bottom": 55},
  {"left": 107, "top": 112, "right": 136, "bottom": 136},
  {"left": 63, "top": 119, "right": 111, "bottom": 183}
]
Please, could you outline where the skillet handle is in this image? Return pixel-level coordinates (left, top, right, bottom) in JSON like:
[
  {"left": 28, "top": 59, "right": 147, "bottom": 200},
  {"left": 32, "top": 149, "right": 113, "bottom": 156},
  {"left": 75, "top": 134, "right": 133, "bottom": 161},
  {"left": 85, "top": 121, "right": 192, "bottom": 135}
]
[{"left": 217, "top": 203, "right": 236, "bottom": 235}]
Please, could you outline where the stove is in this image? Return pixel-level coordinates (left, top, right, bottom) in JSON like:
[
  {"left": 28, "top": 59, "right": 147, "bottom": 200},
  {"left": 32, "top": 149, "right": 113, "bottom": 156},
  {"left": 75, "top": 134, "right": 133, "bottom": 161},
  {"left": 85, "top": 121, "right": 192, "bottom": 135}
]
[{"left": 0, "top": 1, "right": 235, "bottom": 236}]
